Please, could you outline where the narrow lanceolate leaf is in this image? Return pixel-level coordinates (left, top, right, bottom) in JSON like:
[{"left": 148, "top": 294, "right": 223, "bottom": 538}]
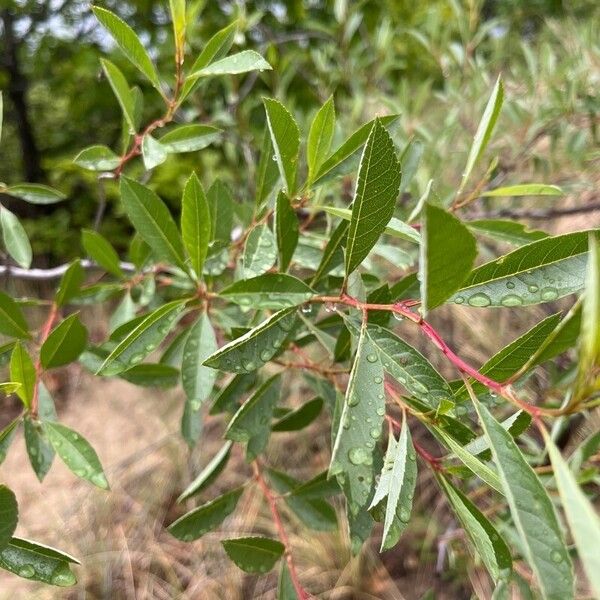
[
  {"left": 481, "top": 184, "right": 562, "bottom": 197},
  {"left": 275, "top": 191, "right": 299, "bottom": 271},
  {"left": 169, "top": 0, "right": 186, "bottom": 56},
  {"left": 92, "top": 6, "right": 161, "bottom": 90},
  {"left": 242, "top": 224, "right": 277, "bottom": 278},
  {"left": 0, "top": 485, "right": 18, "bottom": 551},
  {"left": 177, "top": 441, "right": 233, "bottom": 502},
  {"left": 120, "top": 177, "right": 187, "bottom": 270},
  {"left": 0, "top": 538, "right": 78, "bottom": 586},
  {"left": 181, "top": 312, "right": 218, "bottom": 406},
  {"left": 459, "top": 75, "right": 503, "bottom": 193},
  {"left": 307, "top": 96, "right": 335, "bottom": 181},
  {"left": 0, "top": 418, "right": 20, "bottom": 466},
  {"left": 317, "top": 205, "right": 419, "bottom": 244},
  {"left": 370, "top": 417, "right": 418, "bottom": 551},
  {"left": 344, "top": 119, "right": 402, "bottom": 276},
  {"left": 278, "top": 563, "right": 298, "bottom": 599},
  {"left": 221, "top": 273, "right": 314, "bottom": 310},
  {"left": 313, "top": 115, "right": 400, "bottom": 185},
  {"left": 81, "top": 229, "right": 124, "bottom": 278},
  {"left": 24, "top": 384, "right": 57, "bottom": 481},
  {"left": 420, "top": 203, "right": 477, "bottom": 312},
  {"left": 1, "top": 206, "right": 32, "bottom": 268},
  {"left": 450, "top": 230, "right": 597, "bottom": 308},
  {"left": 255, "top": 126, "right": 280, "bottom": 207},
  {"left": 55, "top": 260, "right": 84, "bottom": 307},
  {"left": 263, "top": 98, "right": 300, "bottom": 196},
  {"left": 0, "top": 291, "right": 29, "bottom": 339},
  {"left": 357, "top": 322, "right": 453, "bottom": 410},
  {"left": 98, "top": 299, "right": 186, "bottom": 376},
  {"left": 41, "top": 314, "right": 88, "bottom": 369},
  {"left": 181, "top": 173, "right": 210, "bottom": 278},
  {"left": 43, "top": 422, "right": 109, "bottom": 490},
  {"left": 225, "top": 375, "right": 281, "bottom": 461},
  {"left": 100, "top": 59, "right": 136, "bottom": 133},
  {"left": 311, "top": 220, "right": 348, "bottom": 286},
  {"left": 209, "top": 372, "right": 257, "bottom": 415},
  {"left": 472, "top": 399, "right": 573, "bottom": 600},
  {"left": 467, "top": 219, "right": 548, "bottom": 246},
  {"left": 74, "top": 145, "right": 121, "bottom": 171},
  {"left": 159, "top": 124, "right": 221, "bottom": 153},
  {"left": 544, "top": 433, "right": 600, "bottom": 598},
  {"left": 221, "top": 537, "right": 284, "bottom": 574},
  {"left": 5, "top": 184, "right": 66, "bottom": 205},
  {"left": 141, "top": 134, "right": 168, "bottom": 170},
  {"left": 168, "top": 488, "right": 243, "bottom": 542},
  {"left": 10, "top": 343, "right": 35, "bottom": 408},
  {"left": 272, "top": 397, "right": 324, "bottom": 432},
  {"left": 437, "top": 474, "right": 512, "bottom": 581},
  {"left": 190, "top": 50, "right": 271, "bottom": 78},
  {"left": 204, "top": 308, "right": 297, "bottom": 373},
  {"left": 119, "top": 363, "right": 178, "bottom": 387},
  {"left": 330, "top": 324, "right": 385, "bottom": 512},
  {"left": 207, "top": 179, "right": 233, "bottom": 245}
]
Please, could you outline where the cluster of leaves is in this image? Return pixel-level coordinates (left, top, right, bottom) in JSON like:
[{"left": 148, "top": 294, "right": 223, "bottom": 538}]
[{"left": 1, "top": 3, "right": 599, "bottom": 598}]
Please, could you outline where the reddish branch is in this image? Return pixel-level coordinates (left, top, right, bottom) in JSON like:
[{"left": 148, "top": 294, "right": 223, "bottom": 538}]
[{"left": 252, "top": 461, "right": 309, "bottom": 600}]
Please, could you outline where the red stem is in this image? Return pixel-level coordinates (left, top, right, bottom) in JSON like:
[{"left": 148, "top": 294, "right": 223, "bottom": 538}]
[{"left": 252, "top": 461, "right": 310, "bottom": 600}]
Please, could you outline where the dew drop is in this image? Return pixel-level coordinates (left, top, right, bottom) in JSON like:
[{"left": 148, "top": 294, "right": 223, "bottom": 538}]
[
  {"left": 551, "top": 550, "right": 563, "bottom": 563},
  {"left": 467, "top": 293, "right": 491, "bottom": 307},
  {"left": 348, "top": 447, "right": 371, "bottom": 465},
  {"left": 366, "top": 353, "right": 378, "bottom": 363},
  {"left": 528, "top": 284, "right": 539, "bottom": 293},
  {"left": 500, "top": 294, "right": 523, "bottom": 307},
  {"left": 272, "top": 154, "right": 277, "bottom": 161},
  {"left": 300, "top": 305, "right": 312, "bottom": 315},
  {"left": 51, "top": 564, "right": 77, "bottom": 587},
  {"left": 130, "top": 352, "right": 144, "bottom": 364},
  {"left": 259, "top": 349, "right": 272, "bottom": 362},
  {"left": 540, "top": 287, "right": 558, "bottom": 301},
  {"left": 506, "top": 281, "right": 515, "bottom": 289},
  {"left": 454, "top": 296, "right": 465, "bottom": 304},
  {"left": 393, "top": 312, "right": 404, "bottom": 321},
  {"left": 348, "top": 394, "right": 360, "bottom": 407},
  {"left": 145, "top": 343, "right": 156, "bottom": 352},
  {"left": 190, "top": 399, "right": 202, "bottom": 411},
  {"left": 376, "top": 406, "right": 385, "bottom": 416},
  {"left": 374, "top": 376, "right": 383, "bottom": 384},
  {"left": 370, "top": 427, "right": 381, "bottom": 439},
  {"left": 399, "top": 508, "right": 410, "bottom": 522},
  {"left": 242, "top": 360, "right": 255, "bottom": 371},
  {"left": 324, "top": 302, "right": 337, "bottom": 313},
  {"left": 272, "top": 338, "right": 282, "bottom": 349},
  {"left": 18, "top": 564, "right": 35, "bottom": 578}
]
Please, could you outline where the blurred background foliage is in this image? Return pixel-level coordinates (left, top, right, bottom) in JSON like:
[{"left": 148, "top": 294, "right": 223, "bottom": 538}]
[{"left": 1, "top": 0, "right": 599, "bottom": 263}]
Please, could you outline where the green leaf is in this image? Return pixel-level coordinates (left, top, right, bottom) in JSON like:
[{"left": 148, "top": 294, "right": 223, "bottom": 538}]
[
  {"left": 307, "top": 95, "right": 335, "bottom": 181},
  {"left": 40, "top": 314, "right": 88, "bottom": 369},
  {"left": 399, "top": 137, "right": 424, "bottom": 195},
  {"left": 275, "top": 191, "right": 299, "bottom": 271},
  {"left": 450, "top": 231, "right": 596, "bottom": 308},
  {"left": 120, "top": 177, "right": 187, "bottom": 271},
  {"left": 190, "top": 50, "right": 271, "bottom": 78},
  {"left": 420, "top": 203, "right": 477, "bottom": 312},
  {"left": 371, "top": 417, "right": 417, "bottom": 551},
  {"left": 203, "top": 308, "right": 297, "bottom": 373},
  {"left": 221, "top": 273, "right": 314, "bottom": 310},
  {"left": 209, "top": 373, "right": 257, "bottom": 415},
  {"left": 10, "top": 343, "right": 35, "bottom": 408},
  {"left": 177, "top": 441, "right": 233, "bottom": 502},
  {"left": 481, "top": 184, "right": 563, "bottom": 197},
  {"left": 278, "top": 563, "right": 298, "bottom": 599},
  {"left": 344, "top": 119, "right": 402, "bottom": 276},
  {"left": 92, "top": 6, "right": 161, "bottom": 90},
  {"left": 0, "top": 485, "right": 18, "bottom": 551},
  {"left": 437, "top": 474, "right": 512, "bottom": 581},
  {"left": 43, "top": 422, "right": 109, "bottom": 490},
  {"left": 98, "top": 299, "right": 186, "bottom": 376},
  {"left": 168, "top": 487, "right": 243, "bottom": 542},
  {"left": 182, "top": 312, "right": 218, "bottom": 406},
  {"left": 242, "top": 224, "right": 277, "bottom": 278},
  {"left": 74, "top": 145, "right": 121, "bottom": 171},
  {"left": 0, "top": 293, "right": 29, "bottom": 339},
  {"left": 267, "top": 469, "right": 337, "bottom": 531},
  {"left": 169, "top": 0, "right": 186, "bottom": 55},
  {"left": 100, "top": 59, "right": 136, "bottom": 133},
  {"left": 330, "top": 323, "right": 384, "bottom": 512},
  {"left": 81, "top": 229, "right": 124, "bottom": 278},
  {"left": 310, "top": 220, "right": 348, "bottom": 286},
  {"left": 459, "top": 75, "right": 503, "bottom": 193},
  {"left": 0, "top": 418, "right": 20, "bottom": 465},
  {"left": 359, "top": 323, "right": 453, "bottom": 410},
  {"left": 313, "top": 115, "right": 400, "bottom": 184},
  {"left": 5, "top": 184, "right": 66, "bottom": 205},
  {"left": 141, "top": 134, "right": 168, "bottom": 170},
  {"left": 272, "top": 397, "right": 323, "bottom": 432},
  {"left": 255, "top": 126, "right": 280, "bottom": 207},
  {"left": 24, "top": 417, "right": 55, "bottom": 482},
  {"left": 55, "top": 260, "right": 84, "bottom": 307},
  {"left": 544, "top": 433, "right": 600, "bottom": 598},
  {"left": 159, "top": 124, "right": 221, "bottom": 153},
  {"left": 435, "top": 428, "right": 503, "bottom": 494},
  {"left": 119, "top": 363, "right": 179, "bottom": 387},
  {"left": 180, "top": 173, "right": 210, "bottom": 279},
  {"left": 1, "top": 206, "right": 32, "bottom": 268},
  {"left": 263, "top": 98, "right": 300, "bottom": 196},
  {"left": 225, "top": 374, "right": 281, "bottom": 461},
  {"left": 207, "top": 178, "right": 233, "bottom": 245},
  {"left": 0, "top": 538, "right": 78, "bottom": 586},
  {"left": 472, "top": 399, "right": 573, "bottom": 600},
  {"left": 221, "top": 537, "right": 284, "bottom": 574},
  {"left": 467, "top": 219, "right": 548, "bottom": 245}
]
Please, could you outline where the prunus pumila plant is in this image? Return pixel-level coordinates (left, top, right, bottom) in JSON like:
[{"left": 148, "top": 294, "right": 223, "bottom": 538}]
[{"left": 0, "top": 3, "right": 599, "bottom": 598}]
